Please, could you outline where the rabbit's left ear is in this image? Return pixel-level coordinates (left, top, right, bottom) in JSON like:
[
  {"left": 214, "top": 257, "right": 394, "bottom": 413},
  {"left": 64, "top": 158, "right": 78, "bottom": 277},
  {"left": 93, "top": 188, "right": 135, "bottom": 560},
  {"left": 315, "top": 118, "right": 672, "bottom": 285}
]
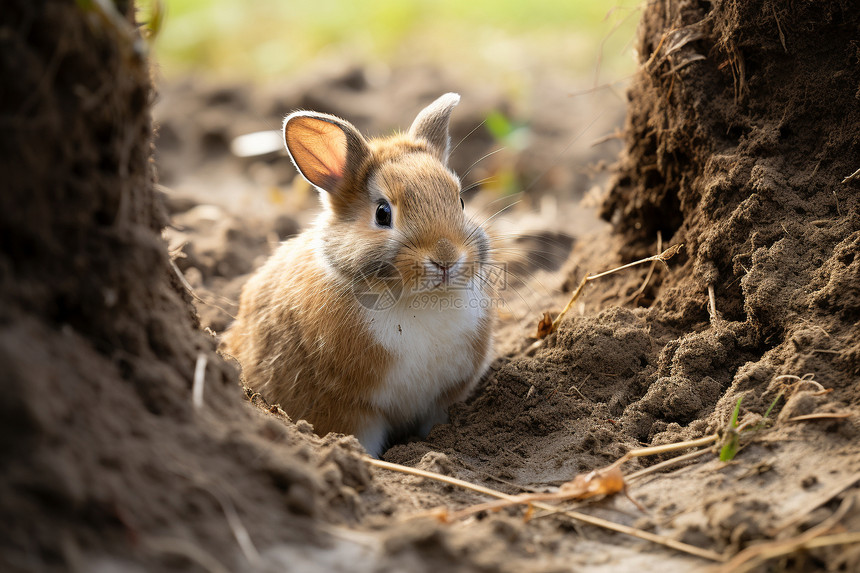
[
  {"left": 408, "top": 93, "right": 460, "bottom": 165},
  {"left": 283, "top": 111, "right": 369, "bottom": 196}
]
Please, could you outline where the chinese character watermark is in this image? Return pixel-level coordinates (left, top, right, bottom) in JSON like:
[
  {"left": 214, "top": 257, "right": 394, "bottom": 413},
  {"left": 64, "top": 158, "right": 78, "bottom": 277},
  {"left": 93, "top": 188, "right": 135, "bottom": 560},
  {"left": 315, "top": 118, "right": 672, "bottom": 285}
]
[
  {"left": 352, "top": 262, "right": 508, "bottom": 311},
  {"left": 351, "top": 261, "right": 403, "bottom": 311}
]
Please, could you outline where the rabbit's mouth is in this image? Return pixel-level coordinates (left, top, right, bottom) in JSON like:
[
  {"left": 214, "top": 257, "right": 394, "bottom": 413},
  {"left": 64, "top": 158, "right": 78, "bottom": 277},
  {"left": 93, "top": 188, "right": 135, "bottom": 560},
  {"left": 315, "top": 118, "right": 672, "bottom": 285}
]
[
  {"left": 429, "top": 263, "right": 451, "bottom": 286},
  {"left": 418, "top": 257, "right": 473, "bottom": 292}
]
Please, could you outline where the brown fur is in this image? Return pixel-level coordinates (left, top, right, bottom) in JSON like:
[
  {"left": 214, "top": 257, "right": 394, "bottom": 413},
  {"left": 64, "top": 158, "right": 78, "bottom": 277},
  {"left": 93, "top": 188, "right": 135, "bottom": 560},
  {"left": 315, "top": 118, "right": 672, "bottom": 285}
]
[
  {"left": 222, "top": 95, "right": 493, "bottom": 447},
  {"left": 221, "top": 233, "right": 390, "bottom": 436}
]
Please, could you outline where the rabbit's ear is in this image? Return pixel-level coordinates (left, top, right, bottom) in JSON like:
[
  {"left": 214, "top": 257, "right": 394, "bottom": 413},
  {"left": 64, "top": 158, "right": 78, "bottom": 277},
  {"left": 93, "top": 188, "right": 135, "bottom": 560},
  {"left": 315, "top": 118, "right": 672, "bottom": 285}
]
[
  {"left": 408, "top": 93, "right": 460, "bottom": 165},
  {"left": 283, "top": 112, "right": 369, "bottom": 194}
]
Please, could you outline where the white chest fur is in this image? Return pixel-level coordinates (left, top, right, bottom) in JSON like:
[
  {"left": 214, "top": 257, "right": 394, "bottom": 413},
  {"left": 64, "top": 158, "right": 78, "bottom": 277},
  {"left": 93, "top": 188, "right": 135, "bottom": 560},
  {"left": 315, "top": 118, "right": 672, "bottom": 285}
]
[{"left": 365, "top": 286, "right": 487, "bottom": 425}]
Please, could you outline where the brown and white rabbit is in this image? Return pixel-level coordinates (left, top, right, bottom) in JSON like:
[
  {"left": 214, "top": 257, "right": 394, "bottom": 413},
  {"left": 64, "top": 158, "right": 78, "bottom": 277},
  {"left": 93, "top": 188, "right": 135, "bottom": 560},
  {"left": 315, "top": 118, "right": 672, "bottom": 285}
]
[{"left": 221, "top": 93, "right": 494, "bottom": 457}]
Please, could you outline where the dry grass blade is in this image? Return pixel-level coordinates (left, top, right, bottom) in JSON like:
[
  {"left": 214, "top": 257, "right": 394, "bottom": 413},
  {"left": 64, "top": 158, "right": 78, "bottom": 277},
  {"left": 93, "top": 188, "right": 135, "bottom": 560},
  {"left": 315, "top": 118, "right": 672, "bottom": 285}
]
[
  {"left": 367, "top": 458, "right": 514, "bottom": 499},
  {"left": 626, "top": 447, "right": 713, "bottom": 482},
  {"left": 209, "top": 487, "right": 263, "bottom": 567},
  {"left": 169, "top": 258, "right": 237, "bottom": 321},
  {"left": 771, "top": 4, "right": 787, "bottom": 53},
  {"left": 537, "top": 243, "right": 683, "bottom": 338},
  {"left": 623, "top": 231, "right": 662, "bottom": 306},
  {"left": 787, "top": 412, "right": 852, "bottom": 422},
  {"left": 715, "top": 498, "right": 859, "bottom": 573},
  {"left": 611, "top": 433, "right": 718, "bottom": 468},
  {"left": 365, "top": 445, "right": 727, "bottom": 563},
  {"left": 444, "top": 466, "right": 626, "bottom": 522}
]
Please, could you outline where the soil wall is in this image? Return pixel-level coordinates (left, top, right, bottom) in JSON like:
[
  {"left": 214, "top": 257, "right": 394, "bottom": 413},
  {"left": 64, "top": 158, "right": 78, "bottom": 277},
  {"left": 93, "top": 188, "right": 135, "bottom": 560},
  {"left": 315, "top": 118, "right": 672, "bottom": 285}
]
[{"left": 0, "top": 3, "right": 371, "bottom": 571}]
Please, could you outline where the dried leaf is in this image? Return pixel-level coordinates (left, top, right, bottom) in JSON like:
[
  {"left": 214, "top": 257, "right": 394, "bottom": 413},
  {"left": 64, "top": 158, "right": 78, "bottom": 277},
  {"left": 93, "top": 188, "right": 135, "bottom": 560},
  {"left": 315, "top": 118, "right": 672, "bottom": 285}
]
[
  {"left": 559, "top": 466, "right": 626, "bottom": 498},
  {"left": 536, "top": 312, "right": 553, "bottom": 339}
]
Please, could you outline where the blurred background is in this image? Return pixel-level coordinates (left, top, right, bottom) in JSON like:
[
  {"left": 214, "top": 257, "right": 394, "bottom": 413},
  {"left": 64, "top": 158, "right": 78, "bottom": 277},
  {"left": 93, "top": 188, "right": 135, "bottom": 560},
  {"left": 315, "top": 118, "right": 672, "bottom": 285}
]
[
  {"left": 139, "top": 0, "right": 639, "bottom": 83},
  {"left": 143, "top": 0, "right": 641, "bottom": 331}
]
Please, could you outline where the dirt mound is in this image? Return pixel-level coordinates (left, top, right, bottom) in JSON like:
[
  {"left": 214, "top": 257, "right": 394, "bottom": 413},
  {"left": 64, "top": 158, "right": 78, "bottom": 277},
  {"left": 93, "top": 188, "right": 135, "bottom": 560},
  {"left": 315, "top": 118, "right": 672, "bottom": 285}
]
[
  {"left": 1, "top": 3, "right": 374, "bottom": 571},
  {"left": 601, "top": 0, "right": 860, "bottom": 421}
]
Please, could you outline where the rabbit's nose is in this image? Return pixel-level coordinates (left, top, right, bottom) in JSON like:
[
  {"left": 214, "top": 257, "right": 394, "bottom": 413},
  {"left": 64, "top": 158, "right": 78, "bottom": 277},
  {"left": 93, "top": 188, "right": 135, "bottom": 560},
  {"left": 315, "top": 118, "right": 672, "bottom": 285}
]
[{"left": 432, "top": 238, "right": 458, "bottom": 268}]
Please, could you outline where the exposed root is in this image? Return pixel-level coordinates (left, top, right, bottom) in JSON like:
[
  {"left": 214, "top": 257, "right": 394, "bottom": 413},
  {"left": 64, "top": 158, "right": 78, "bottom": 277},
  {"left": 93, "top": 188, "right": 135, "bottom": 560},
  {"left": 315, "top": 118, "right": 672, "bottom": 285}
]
[
  {"left": 842, "top": 167, "right": 860, "bottom": 184},
  {"left": 707, "top": 284, "right": 720, "bottom": 324},
  {"left": 192, "top": 352, "right": 207, "bottom": 409},
  {"left": 771, "top": 4, "right": 788, "bottom": 53},
  {"left": 590, "top": 129, "right": 625, "bottom": 147}
]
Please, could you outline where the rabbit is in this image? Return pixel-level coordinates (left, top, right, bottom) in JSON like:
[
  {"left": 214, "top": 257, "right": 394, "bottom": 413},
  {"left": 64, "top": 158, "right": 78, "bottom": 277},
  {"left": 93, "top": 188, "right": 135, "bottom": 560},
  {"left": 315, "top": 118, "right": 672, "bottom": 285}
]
[{"left": 221, "top": 93, "right": 495, "bottom": 457}]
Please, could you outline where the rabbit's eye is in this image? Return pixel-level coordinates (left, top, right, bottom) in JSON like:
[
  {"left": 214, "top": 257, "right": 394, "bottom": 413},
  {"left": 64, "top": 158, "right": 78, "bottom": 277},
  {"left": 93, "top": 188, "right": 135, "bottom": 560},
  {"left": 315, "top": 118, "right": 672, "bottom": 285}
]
[
  {"left": 460, "top": 197, "right": 465, "bottom": 210},
  {"left": 375, "top": 200, "right": 392, "bottom": 228}
]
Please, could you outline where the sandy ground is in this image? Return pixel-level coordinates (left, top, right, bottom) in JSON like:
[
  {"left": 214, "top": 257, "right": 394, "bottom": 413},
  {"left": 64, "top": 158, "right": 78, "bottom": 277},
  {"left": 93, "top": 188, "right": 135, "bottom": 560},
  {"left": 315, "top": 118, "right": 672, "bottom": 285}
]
[{"left": 154, "top": 37, "right": 860, "bottom": 570}]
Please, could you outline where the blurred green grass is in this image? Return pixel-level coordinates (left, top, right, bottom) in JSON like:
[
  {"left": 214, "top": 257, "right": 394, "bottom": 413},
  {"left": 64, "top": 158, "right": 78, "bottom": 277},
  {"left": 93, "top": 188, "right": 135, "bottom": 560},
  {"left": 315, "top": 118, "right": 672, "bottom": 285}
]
[{"left": 138, "top": 0, "right": 640, "bottom": 82}]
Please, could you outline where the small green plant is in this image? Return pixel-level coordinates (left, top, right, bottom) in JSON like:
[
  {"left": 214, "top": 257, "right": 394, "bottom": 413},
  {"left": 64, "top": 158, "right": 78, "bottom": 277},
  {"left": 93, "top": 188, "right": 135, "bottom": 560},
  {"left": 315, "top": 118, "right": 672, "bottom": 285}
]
[
  {"left": 484, "top": 111, "right": 529, "bottom": 151},
  {"left": 134, "top": 0, "right": 165, "bottom": 41},
  {"left": 718, "top": 391, "right": 784, "bottom": 462},
  {"left": 755, "top": 391, "right": 783, "bottom": 430},
  {"left": 719, "top": 396, "right": 743, "bottom": 462}
]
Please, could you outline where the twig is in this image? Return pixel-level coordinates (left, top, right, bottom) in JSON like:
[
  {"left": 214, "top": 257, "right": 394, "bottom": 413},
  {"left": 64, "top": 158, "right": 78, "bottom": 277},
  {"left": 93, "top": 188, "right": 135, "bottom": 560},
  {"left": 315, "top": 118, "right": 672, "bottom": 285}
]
[
  {"left": 438, "top": 466, "right": 628, "bottom": 522},
  {"left": 542, "top": 244, "right": 683, "bottom": 338},
  {"left": 193, "top": 352, "right": 207, "bottom": 409}
]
